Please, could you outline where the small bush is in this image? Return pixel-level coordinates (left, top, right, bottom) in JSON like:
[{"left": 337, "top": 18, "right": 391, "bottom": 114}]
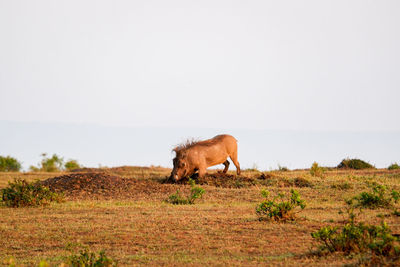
[
  {"left": 256, "top": 189, "right": 306, "bottom": 222},
  {"left": 166, "top": 179, "right": 205, "bottom": 205},
  {"left": 0, "top": 179, "right": 63, "bottom": 207},
  {"left": 310, "top": 162, "right": 325, "bottom": 177},
  {"left": 167, "top": 190, "right": 188, "bottom": 204},
  {"left": 311, "top": 210, "right": 400, "bottom": 264},
  {"left": 0, "top": 156, "right": 22, "bottom": 172},
  {"left": 348, "top": 183, "right": 398, "bottom": 209},
  {"left": 388, "top": 163, "right": 400, "bottom": 170},
  {"left": 65, "top": 160, "right": 81, "bottom": 171},
  {"left": 66, "top": 249, "right": 116, "bottom": 267},
  {"left": 278, "top": 165, "right": 289, "bottom": 172},
  {"left": 337, "top": 158, "right": 374, "bottom": 170},
  {"left": 30, "top": 153, "right": 64, "bottom": 172}
]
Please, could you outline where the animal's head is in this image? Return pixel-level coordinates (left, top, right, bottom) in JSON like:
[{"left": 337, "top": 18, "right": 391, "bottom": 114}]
[{"left": 171, "top": 150, "right": 189, "bottom": 182}]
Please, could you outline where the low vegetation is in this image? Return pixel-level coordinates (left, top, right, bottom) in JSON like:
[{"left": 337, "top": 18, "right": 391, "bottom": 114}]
[
  {"left": 331, "top": 181, "right": 353, "bottom": 190},
  {"left": 277, "top": 165, "right": 289, "bottom": 171},
  {"left": 337, "top": 158, "right": 374, "bottom": 170},
  {"left": 312, "top": 207, "right": 400, "bottom": 265},
  {"left": 0, "top": 179, "right": 63, "bottom": 207},
  {"left": 166, "top": 178, "right": 205, "bottom": 205},
  {"left": 29, "top": 153, "right": 82, "bottom": 172},
  {"left": 388, "top": 163, "right": 400, "bottom": 170},
  {"left": 309, "top": 162, "right": 325, "bottom": 177},
  {"left": 0, "top": 155, "right": 22, "bottom": 172},
  {"left": 66, "top": 249, "right": 116, "bottom": 267},
  {"left": 347, "top": 183, "right": 399, "bottom": 209},
  {"left": 64, "top": 160, "right": 81, "bottom": 171},
  {"left": 255, "top": 189, "right": 306, "bottom": 222}
]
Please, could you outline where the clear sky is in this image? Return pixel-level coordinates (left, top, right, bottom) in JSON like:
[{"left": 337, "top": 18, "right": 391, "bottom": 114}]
[
  {"left": 1, "top": 0, "right": 399, "bottom": 131},
  {"left": 1, "top": 1, "right": 400, "bottom": 170}
]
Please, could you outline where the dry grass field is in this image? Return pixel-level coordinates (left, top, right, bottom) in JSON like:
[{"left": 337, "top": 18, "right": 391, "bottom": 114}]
[{"left": 1, "top": 166, "right": 400, "bottom": 266}]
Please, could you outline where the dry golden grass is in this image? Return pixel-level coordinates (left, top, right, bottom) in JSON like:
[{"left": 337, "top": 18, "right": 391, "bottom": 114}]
[{"left": 1, "top": 167, "right": 400, "bottom": 266}]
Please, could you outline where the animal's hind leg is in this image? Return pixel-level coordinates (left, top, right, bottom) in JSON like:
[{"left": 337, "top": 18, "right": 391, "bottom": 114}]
[
  {"left": 222, "top": 160, "right": 230, "bottom": 173},
  {"left": 229, "top": 152, "right": 241, "bottom": 175}
]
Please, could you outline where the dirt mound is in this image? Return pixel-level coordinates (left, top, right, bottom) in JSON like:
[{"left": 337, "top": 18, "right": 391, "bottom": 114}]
[{"left": 41, "top": 172, "right": 177, "bottom": 200}]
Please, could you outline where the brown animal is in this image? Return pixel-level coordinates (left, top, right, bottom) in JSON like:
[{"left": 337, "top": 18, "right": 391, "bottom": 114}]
[{"left": 170, "top": 134, "right": 241, "bottom": 182}]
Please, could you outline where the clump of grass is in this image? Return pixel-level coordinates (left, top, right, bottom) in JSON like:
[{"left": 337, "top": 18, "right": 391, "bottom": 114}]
[
  {"left": 337, "top": 158, "right": 374, "bottom": 170},
  {"left": 331, "top": 182, "right": 353, "bottom": 190},
  {"left": 0, "top": 179, "right": 63, "bottom": 207},
  {"left": 5, "top": 258, "right": 50, "bottom": 267},
  {"left": 348, "top": 183, "right": 399, "bottom": 209},
  {"left": 310, "top": 162, "right": 325, "bottom": 177},
  {"left": 292, "top": 177, "right": 313, "bottom": 188},
  {"left": 66, "top": 249, "right": 116, "bottom": 267},
  {"left": 388, "top": 163, "right": 400, "bottom": 170},
  {"left": 166, "top": 178, "right": 205, "bottom": 205},
  {"left": 255, "top": 189, "right": 306, "bottom": 222},
  {"left": 0, "top": 155, "right": 22, "bottom": 172},
  {"left": 311, "top": 209, "right": 400, "bottom": 265}
]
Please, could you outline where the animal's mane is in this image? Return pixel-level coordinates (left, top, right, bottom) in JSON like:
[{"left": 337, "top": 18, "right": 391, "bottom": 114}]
[
  {"left": 173, "top": 136, "right": 222, "bottom": 154},
  {"left": 172, "top": 138, "right": 200, "bottom": 153}
]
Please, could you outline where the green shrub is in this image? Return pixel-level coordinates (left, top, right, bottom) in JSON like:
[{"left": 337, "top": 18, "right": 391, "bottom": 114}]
[
  {"left": 348, "top": 183, "right": 398, "bottom": 209},
  {"left": 256, "top": 189, "right": 306, "bottom": 222},
  {"left": 166, "top": 178, "right": 205, "bottom": 205},
  {"left": 310, "top": 162, "right": 325, "bottom": 177},
  {"left": 30, "top": 153, "right": 64, "bottom": 172},
  {"left": 388, "top": 163, "right": 400, "bottom": 170},
  {"left": 65, "top": 160, "right": 81, "bottom": 171},
  {"left": 337, "top": 158, "right": 374, "bottom": 170},
  {"left": 0, "top": 179, "right": 63, "bottom": 207},
  {"left": 392, "top": 190, "right": 400, "bottom": 203},
  {"left": 311, "top": 210, "right": 400, "bottom": 264},
  {"left": 0, "top": 156, "right": 22, "bottom": 172},
  {"left": 66, "top": 249, "right": 116, "bottom": 267}
]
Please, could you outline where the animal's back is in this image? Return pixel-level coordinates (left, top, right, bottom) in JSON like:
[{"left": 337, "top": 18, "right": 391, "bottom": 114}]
[
  {"left": 199, "top": 134, "right": 236, "bottom": 145},
  {"left": 189, "top": 135, "right": 237, "bottom": 159}
]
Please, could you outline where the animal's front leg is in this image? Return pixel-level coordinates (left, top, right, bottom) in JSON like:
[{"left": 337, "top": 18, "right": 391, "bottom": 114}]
[{"left": 198, "top": 167, "right": 206, "bottom": 178}]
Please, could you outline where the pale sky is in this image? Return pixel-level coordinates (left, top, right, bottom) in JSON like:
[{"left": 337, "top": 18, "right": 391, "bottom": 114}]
[{"left": 1, "top": 0, "right": 400, "bottom": 131}]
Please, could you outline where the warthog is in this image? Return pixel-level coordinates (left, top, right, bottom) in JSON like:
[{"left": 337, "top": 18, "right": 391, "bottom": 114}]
[{"left": 170, "top": 134, "right": 241, "bottom": 182}]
